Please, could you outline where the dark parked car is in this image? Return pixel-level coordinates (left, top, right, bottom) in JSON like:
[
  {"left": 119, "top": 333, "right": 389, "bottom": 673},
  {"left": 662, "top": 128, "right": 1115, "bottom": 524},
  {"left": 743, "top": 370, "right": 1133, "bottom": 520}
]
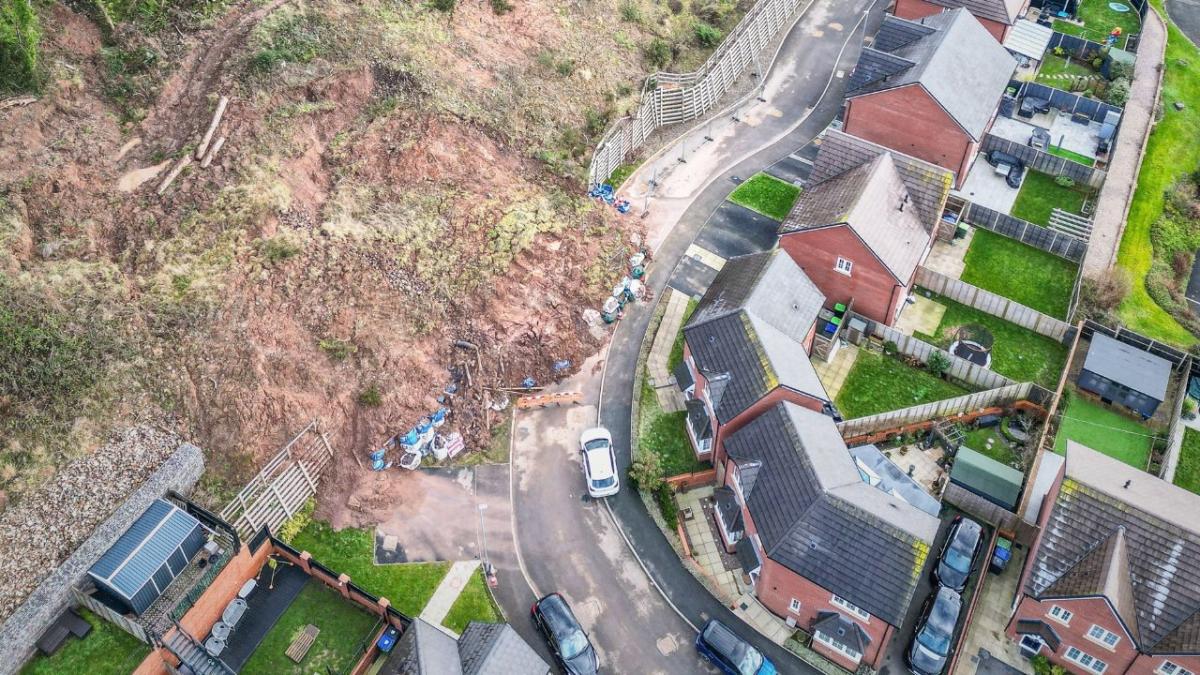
[
  {"left": 907, "top": 586, "right": 963, "bottom": 675},
  {"left": 695, "top": 619, "right": 776, "bottom": 675},
  {"left": 531, "top": 593, "right": 599, "bottom": 675},
  {"left": 934, "top": 516, "right": 984, "bottom": 593}
]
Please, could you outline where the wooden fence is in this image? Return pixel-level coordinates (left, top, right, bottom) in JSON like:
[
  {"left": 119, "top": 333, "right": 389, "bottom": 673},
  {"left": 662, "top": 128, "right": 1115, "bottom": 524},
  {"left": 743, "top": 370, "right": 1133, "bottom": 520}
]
[
  {"left": 914, "top": 267, "right": 1075, "bottom": 342},
  {"left": 220, "top": 420, "right": 335, "bottom": 539},
  {"left": 837, "top": 382, "right": 1036, "bottom": 437},
  {"left": 961, "top": 201, "right": 1088, "bottom": 263},
  {"left": 1160, "top": 355, "right": 1193, "bottom": 482},
  {"left": 981, "top": 133, "right": 1105, "bottom": 189},
  {"left": 587, "top": 0, "right": 808, "bottom": 187},
  {"left": 73, "top": 588, "right": 150, "bottom": 644},
  {"left": 942, "top": 483, "right": 1025, "bottom": 534},
  {"left": 864, "top": 319, "right": 1016, "bottom": 391}
]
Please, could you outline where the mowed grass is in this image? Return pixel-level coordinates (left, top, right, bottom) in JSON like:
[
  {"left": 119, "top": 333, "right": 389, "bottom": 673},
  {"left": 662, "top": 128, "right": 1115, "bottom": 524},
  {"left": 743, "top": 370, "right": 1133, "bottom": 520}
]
[
  {"left": 728, "top": 172, "right": 801, "bottom": 221},
  {"left": 962, "top": 425, "right": 1022, "bottom": 466},
  {"left": 1010, "top": 172, "right": 1091, "bottom": 225},
  {"left": 638, "top": 374, "right": 709, "bottom": 475},
  {"left": 913, "top": 292, "right": 1069, "bottom": 388},
  {"left": 1174, "top": 427, "right": 1200, "bottom": 495},
  {"left": 835, "top": 350, "right": 971, "bottom": 419},
  {"left": 1034, "top": 54, "right": 1101, "bottom": 88},
  {"left": 240, "top": 582, "right": 378, "bottom": 675},
  {"left": 290, "top": 520, "right": 449, "bottom": 616},
  {"left": 667, "top": 298, "right": 699, "bottom": 372},
  {"left": 1053, "top": 0, "right": 1141, "bottom": 45},
  {"left": 442, "top": 568, "right": 501, "bottom": 634},
  {"left": 20, "top": 609, "right": 150, "bottom": 675},
  {"left": 1116, "top": 0, "right": 1199, "bottom": 346},
  {"left": 1047, "top": 145, "right": 1096, "bottom": 167},
  {"left": 961, "top": 230, "right": 1078, "bottom": 319},
  {"left": 1053, "top": 393, "right": 1153, "bottom": 469}
]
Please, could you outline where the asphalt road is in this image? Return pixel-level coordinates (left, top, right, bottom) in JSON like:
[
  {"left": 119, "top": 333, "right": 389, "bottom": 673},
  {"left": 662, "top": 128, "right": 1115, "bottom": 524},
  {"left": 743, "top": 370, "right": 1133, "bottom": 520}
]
[{"left": 1167, "top": 0, "right": 1200, "bottom": 46}]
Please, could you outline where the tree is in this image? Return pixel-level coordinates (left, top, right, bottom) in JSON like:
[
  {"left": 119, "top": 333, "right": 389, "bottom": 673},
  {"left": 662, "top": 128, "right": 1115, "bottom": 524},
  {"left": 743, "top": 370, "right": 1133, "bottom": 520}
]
[
  {"left": 1106, "top": 77, "right": 1131, "bottom": 106},
  {"left": 628, "top": 451, "right": 664, "bottom": 492},
  {"left": 643, "top": 38, "right": 671, "bottom": 69},
  {"left": 927, "top": 351, "right": 951, "bottom": 378},
  {"left": 0, "top": 0, "right": 42, "bottom": 93}
]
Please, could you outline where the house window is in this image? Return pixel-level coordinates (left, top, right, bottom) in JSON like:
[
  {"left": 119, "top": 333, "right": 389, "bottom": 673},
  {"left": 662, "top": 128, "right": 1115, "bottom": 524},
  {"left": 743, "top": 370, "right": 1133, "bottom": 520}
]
[
  {"left": 1065, "top": 646, "right": 1108, "bottom": 674},
  {"left": 1159, "top": 662, "right": 1196, "bottom": 675},
  {"left": 830, "top": 595, "right": 870, "bottom": 623},
  {"left": 835, "top": 257, "right": 853, "bottom": 276},
  {"left": 1047, "top": 605, "right": 1073, "bottom": 625},
  {"left": 1086, "top": 625, "right": 1120, "bottom": 649},
  {"left": 789, "top": 598, "right": 802, "bottom": 613},
  {"left": 814, "top": 629, "right": 863, "bottom": 663}
]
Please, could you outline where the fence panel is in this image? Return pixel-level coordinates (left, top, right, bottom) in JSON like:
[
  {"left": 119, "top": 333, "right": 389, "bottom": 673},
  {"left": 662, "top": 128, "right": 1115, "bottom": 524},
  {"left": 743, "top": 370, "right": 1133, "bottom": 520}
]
[
  {"left": 1016, "top": 82, "right": 1123, "bottom": 124},
  {"left": 836, "top": 382, "right": 1034, "bottom": 437},
  {"left": 588, "top": 0, "right": 809, "bottom": 186},
  {"left": 73, "top": 589, "right": 150, "bottom": 644},
  {"left": 961, "top": 201, "right": 1088, "bottom": 263},
  {"left": 1046, "top": 31, "right": 1112, "bottom": 58},
  {"left": 914, "top": 267, "right": 1075, "bottom": 341},
  {"left": 868, "top": 320, "right": 1016, "bottom": 391},
  {"left": 981, "top": 134, "right": 1104, "bottom": 188},
  {"left": 1160, "top": 355, "right": 1193, "bottom": 482}
]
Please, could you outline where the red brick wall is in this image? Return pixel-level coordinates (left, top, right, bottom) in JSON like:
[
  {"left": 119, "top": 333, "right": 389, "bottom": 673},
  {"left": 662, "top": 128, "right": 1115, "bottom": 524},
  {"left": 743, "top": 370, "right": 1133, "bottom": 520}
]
[
  {"left": 890, "top": 0, "right": 1013, "bottom": 41},
  {"left": 1128, "top": 654, "right": 1200, "bottom": 675},
  {"left": 1008, "top": 596, "right": 1139, "bottom": 674},
  {"left": 843, "top": 85, "right": 976, "bottom": 187},
  {"left": 779, "top": 226, "right": 906, "bottom": 325}
]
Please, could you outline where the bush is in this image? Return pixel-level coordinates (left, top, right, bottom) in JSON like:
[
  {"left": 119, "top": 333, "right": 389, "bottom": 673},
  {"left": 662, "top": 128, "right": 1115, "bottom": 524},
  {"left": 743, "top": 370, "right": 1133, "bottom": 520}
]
[
  {"left": 258, "top": 236, "right": 300, "bottom": 263},
  {"left": 1107, "top": 77, "right": 1131, "bottom": 106},
  {"left": 667, "top": 0, "right": 684, "bottom": 13},
  {"left": 883, "top": 340, "right": 899, "bottom": 356},
  {"left": 555, "top": 58, "right": 576, "bottom": 77},
  {"left": 1184, "top": 398, "right": 1197, "bottom": 419},
  {"left": 1076, "top": 271, "right": 1129, "bottom": 323},
  {"left": 584, "top": 107, "right": 610, "bottom": 137},
  {"left": 318, "top": 338, "right": 356, "bottom": 361},
  {"left": 490, "top": 0, "right": 513, "bottom": 14},
  {"left": 1109, "top": 60, "right": 1134, "bottom": 81},
  {"left": 1053, "top": 46, "right": 1066, "bottom": 57},
  {"left": 628, "top": 451, "right": 664, "bottom": 492},
  {"left": 643, "top": 38, "right": 672, "bottom": 68},
  {"left": 430, "top": 0, "right": 456, "bottom": 12},
  {"left": 927, "top": 351, "right": 951, "bottom": 378},
  {"left": 249, "top": 8, "right": 329, "bottom": 75},
  {"left": 1055, "top": 175, "right": 1076, "bottom": 188},
  {"left": 694, "top": 22, "right": 722, "bottom": 48},
  {"left": 277, "top": 498, "right": 315, "bottom": 543},
  {"left": 358, "top": 384, "right": 383, "bottom": 407},
  {"left": 0, "top": 0, "right": 41, "bottom": 94},
  {"left": 619, "top": 1, "right": 640, "bottom": 22},
  {"left": 656, "top": 484, "right": 679, "bottom": 530}
]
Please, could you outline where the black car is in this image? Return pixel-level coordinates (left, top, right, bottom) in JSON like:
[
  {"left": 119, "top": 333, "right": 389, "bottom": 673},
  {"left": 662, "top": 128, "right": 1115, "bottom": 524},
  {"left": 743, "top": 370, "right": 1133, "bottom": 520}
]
[
  {"left": 934, "top": 516, "right": 984, "bottom": 593},
  {"left": 531, "top": 593, "right": 599, "bottom": 675},
  {"left": 907, "top": 586, "right": 963, "bottom": 675},
  {"left": 695, "top": 619, "right": 776, "bottom": 675}
]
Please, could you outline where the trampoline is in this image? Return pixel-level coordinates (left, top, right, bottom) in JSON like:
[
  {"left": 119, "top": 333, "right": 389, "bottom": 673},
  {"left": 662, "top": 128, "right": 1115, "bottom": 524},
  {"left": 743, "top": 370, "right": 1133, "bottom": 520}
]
[
  {"left": 949, "top": 324, "right": 994, "bottom": 368},
  {"left": 1108, "top": 2, "right": 1131, "bottom": 11}
]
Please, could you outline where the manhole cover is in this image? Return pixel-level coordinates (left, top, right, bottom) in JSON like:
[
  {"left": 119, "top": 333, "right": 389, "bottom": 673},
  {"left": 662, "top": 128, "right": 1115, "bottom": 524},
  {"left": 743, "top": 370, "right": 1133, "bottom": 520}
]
[{"left": 656, "top": 635, "right": 678, "bottom": 655}]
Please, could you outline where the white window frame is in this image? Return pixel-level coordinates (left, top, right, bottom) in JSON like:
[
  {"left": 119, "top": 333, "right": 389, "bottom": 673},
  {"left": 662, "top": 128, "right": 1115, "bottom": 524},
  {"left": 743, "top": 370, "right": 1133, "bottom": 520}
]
[
  {"left": 1158, "top": 661, "right": 1196, "bottom": 675},
  {"left": 835, "top": 257, "right": 853, "bottom": 276},
  {"left": 830, "top": 595, "right": 871, "bottom": 623},
  {"left": 814, "top": 629, "right": 863, "bottom": 663},
  {"left": 1086, "top": 624, "right": 1121, "bottom": 650},
  {"left": 1065, "top": 646, "right": 1108, "bottom": 674},
  {"left": 1047, "top": 605, "right": 1073, "bottom": 626},
  {"left": 789, "top": 598, "right": 802, "bottom": 614}
]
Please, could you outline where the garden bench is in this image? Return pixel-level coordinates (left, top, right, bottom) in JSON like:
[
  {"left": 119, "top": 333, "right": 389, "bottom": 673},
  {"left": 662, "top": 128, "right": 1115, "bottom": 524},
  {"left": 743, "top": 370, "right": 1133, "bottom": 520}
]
[{"left": 286, "top": 624, "right": 320, "bottom": 663}]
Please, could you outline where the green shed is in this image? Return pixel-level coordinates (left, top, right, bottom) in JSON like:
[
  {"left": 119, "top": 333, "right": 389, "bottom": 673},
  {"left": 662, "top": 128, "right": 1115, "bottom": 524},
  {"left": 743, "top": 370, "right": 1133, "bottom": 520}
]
[{"left": 950, "top": 447, "right": 1024, "bottom": 511}]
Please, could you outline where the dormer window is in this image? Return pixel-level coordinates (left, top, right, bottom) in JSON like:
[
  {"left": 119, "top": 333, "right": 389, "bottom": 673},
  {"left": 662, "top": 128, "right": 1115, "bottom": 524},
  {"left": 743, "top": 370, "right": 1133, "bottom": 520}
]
[{"left": 836, "top": 257, "right": 853, "bottom": 276}]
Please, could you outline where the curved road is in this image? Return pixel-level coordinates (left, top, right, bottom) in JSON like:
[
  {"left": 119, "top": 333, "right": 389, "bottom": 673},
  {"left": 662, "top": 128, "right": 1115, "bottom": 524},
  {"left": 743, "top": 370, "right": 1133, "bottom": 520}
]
[
  {"left": 492, "top": 0, "right": 887, "bottom": 672},
  {"left": 1167, "top": 0, "right": 1200, "bottom": 45}
]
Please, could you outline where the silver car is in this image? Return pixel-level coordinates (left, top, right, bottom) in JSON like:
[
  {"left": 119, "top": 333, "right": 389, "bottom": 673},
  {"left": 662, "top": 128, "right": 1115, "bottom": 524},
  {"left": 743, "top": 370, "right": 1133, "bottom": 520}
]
[{"left": 579, "top": 427, "right": 619, "bottom": 498}]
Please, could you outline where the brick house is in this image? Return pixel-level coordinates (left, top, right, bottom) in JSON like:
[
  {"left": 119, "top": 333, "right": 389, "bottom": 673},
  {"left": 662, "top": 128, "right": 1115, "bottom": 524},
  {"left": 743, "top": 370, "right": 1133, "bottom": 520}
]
[
  {"left": 1007, "top": 441, "right": 1200, "bottom": 675},
  {"left": 891, "top": 0, "right": 1028, "bottom": 41},
  {"left": 677, "top": 250, "right": 830, "bottom": 461},
  {"left": 711, "top": 402, "right": 940, "bottom": 670},
  {"left": 843, "top": 9, "right": 1016, "bottom": 186},
  {"left": 777, "top": 153, "right": 933, "bottom": 326}
]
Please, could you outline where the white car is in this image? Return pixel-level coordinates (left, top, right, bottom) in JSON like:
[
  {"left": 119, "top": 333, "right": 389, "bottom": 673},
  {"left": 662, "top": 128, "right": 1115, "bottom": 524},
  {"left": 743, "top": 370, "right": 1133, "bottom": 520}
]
[{"left": 579, "top": 427, "right": 620, "bottom": 498}]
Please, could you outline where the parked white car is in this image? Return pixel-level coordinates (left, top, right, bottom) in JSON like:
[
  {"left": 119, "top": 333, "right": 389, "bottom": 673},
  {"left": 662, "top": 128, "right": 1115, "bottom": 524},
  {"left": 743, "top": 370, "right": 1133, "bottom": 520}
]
[{"left": 579, "top": 427, "right": 620, "bottom": 498}]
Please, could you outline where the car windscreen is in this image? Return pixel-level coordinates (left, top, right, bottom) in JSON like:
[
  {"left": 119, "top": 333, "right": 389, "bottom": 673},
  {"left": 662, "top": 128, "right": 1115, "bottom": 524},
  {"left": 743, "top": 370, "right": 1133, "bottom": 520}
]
[
  {"left": 917, "top": 623, "right": 952, "bottom": 656},
  {"left": 592, "top": 476, "right": 616, "bottom": 489},
  {"left": 544, "top": 598, "right": 589, "bottom": 659},
  {"left": 584, "top": 438, "right": 609, "bottom": 451},
  {"left": 559, "top": 629, "right": 590, "bottom": 660}
]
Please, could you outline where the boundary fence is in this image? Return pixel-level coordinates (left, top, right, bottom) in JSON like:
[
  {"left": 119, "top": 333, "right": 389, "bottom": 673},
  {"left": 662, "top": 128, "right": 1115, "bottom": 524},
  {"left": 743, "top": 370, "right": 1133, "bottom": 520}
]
[
  {"left": 1014, "top": 81, "right": 1123, "bottom": 125},
  {"left": 961, "top": 200, "right": 1088, "bottom": 263},
  {"left": 914, "top": 267, "right": 1076, "bottom": 341},
  {"left": 587, "top": 0, "right": 808, "bottom": 187},
  {"left": 846, "top": 315, "right": 1016, "bottom": 390},
  {"left": 981, "top": 133, "right": 1104, "bottom": 189},
  {"left": 1160, "top": 355, "right": 1193, "bottom": 482},
  {"left": 837, "top": 382, "right": 1039, "bottom": 437}
]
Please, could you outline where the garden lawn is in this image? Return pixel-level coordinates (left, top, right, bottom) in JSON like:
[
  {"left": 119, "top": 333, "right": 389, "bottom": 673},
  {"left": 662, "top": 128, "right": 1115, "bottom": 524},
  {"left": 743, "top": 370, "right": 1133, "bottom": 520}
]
[
  {"left": 441, "top": 568, "right": 502, "bottom": 634},
  {"left": 20, "top": 609, "right": 150, "bottom": 675},
  {"left": 1047, "top": 145, "right": 1095, "bottom": 167},
  {"left": 667, "top": 298, "right": 699, "bottom": 372},
  {"left": 1174, "top": 427, "right": 1200, "bottom": 495},
  {"left": 290, "top": 520, "right": 450, "bottom": 616},
  {"left": 1034, "top": 54, "right": 1101, "bottom": 89},
  {"left": 1053, "top": 393, "right": 1153, "bottom": 469},
  {"left": 1010, "top": 171, "right": 1090, "bottom": 225},
  {"left": 1115, "top": 0, "right": 1199, "bottom": 346},
  {"left": 961, "top": 426, "right": 1022, "bottom": 466},
  {"left": 835, "top": 350, "right": 971, "bottom": 419},
  {"left": 1053, "top": 0, "right": 1141, "bottom": 45},
  {"left": 728, "top": 172, "right": 801, "bottom": 221},
  {"left": 961, "top": 230, "right": 1078, "bottom": 318},
  {"left": 240, "top": 582, "right": 378, "bottom": 675},
  {"left": 638, "top": 374, "right": 709, "bottom": 475},
  {"left": 913, "top": 292, "right": 1069, "bottom": 389}
]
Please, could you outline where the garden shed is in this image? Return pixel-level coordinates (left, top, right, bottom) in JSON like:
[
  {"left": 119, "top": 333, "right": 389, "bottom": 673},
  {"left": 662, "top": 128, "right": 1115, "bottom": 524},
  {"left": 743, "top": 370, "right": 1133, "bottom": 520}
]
[
  {"left": 87, "top": 498, "right": 207, "bottom": 616},
  {"left": 950, "top": 447, "right": 1024, "bottom": 510},
  {"left": 1077, "top": 333, "right": 1171, "bottom": 419}
]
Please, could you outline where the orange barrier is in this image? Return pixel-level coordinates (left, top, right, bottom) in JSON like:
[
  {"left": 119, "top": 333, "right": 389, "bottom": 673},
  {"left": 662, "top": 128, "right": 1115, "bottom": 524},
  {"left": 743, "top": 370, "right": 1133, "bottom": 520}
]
[{"left": 515, "top": 392, "right": 583, "bottom": 409}]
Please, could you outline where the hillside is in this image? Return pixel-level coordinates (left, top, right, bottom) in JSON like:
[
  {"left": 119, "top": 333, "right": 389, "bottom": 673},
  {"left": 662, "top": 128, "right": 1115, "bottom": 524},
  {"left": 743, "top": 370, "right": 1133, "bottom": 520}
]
[{"left": 0, "top": 0, "right": 747, "bottom": 511}]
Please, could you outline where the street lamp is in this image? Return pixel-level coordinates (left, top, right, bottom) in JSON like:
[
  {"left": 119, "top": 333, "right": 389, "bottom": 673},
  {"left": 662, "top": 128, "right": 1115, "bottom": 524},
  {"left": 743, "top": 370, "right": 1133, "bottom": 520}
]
[{"left": 477, "top": 504, "right": 497, "bottom": 587}]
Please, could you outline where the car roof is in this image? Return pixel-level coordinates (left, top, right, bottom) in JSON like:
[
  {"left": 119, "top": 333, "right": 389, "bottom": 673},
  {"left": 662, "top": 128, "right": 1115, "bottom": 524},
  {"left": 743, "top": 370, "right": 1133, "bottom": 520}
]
[
  {"left": 702, "top": 620, "right": 747, "bottom": 656},
  {"left": 539, "top": 594, "right": 583, "bottom": 634},
  {"left": 929, "top": 587, "right": 963, "bottom": 631},
  {"left": 952, "top": 518, "right": 982, "bottom": 541},
  {"left": 585, "top": 446, "right": 615, "bottom": 479},
  {"left": 580, "top": 427, "right": 611, "bottom": 443}
]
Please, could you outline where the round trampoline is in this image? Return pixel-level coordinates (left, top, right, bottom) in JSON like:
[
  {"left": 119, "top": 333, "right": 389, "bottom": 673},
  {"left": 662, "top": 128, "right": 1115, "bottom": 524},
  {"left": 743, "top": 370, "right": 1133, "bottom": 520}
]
[
  {"left": 1109, "top": 2, "right": 1131, "bottom": 11},
  {"left": 949, "top": 323, "right": 994, "bottom": 368}
]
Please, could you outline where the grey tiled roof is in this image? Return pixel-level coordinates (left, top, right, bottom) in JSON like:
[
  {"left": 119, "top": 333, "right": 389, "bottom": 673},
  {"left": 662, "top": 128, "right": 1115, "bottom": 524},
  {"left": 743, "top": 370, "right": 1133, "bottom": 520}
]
[
  {"left": 780, "top": 154, "right": 933, "bottom": 283},
  {"left": 458, "top": 622, "right": 550, "bottom": 675},
  {"left": 723, "top": 403, "right": 938, "bottom": 626},
  {"left": 1026, "top": 442, "right": 1200, "bottom": 652},
  {"left": 848, "top": 10, "right": 1016, "bottom": 140},
  {"left": 1082, "top": 333, "right": 1172, "bottom": 401},
  {"left": 813, "top": 611, "right": 873, "bottom": 654},
  {"left": 715, "top": 486, "right": 744, "bottom": 534},
  {"left": 925, "top": 0, "right": 1024, "bottom": 26},
  {"left": 382, "top": 619, "right": 464, "bottom": 675},
  {"left": 691, "top": 250, "right": 826, "bottom": 344},
  {"left": 808, "top": 130, "right": 954, "bottom": 235}
]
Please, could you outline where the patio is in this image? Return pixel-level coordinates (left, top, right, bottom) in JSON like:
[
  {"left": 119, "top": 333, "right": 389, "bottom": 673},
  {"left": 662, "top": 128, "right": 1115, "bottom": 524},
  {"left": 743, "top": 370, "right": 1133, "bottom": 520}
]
[
  {"left": 218, "top": 562, "right": 311, "bottom": 671},
  {"left": 955, "top": 545, "right": 1033, "bottom": 675},
  {"left": 923, "top": 228, "right": 975, "bottom": 279},
  {"left": 955, "top": 155, "right": 1020, "bottom": 215}
]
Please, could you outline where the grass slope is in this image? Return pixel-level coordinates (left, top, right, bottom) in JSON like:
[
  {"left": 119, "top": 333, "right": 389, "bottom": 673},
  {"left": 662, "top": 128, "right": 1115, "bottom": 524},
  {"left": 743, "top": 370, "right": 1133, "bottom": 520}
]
[
  {"left": 1115, "top": 1, "right": 1199, "bottom": 346},
  {"left": 728, "top": 173, "right": 801, "bottom": 221},
  {"left": 835, "top": 350, "right": 971, "bottom": 419},
  {"left": 20, "top": 609, "right": 150, "bottom": 675},
  {"left": 441, "top": 568, "right": 501, "bottom": 634},
  {"left": 1010, "top": 172, "right": 1090, "bottom": 225},
  {"left": 667, "top": 298, "right": 698, "bottom": 372},
  {"left": 1053, "top": 393, "right": 1153, "bottom": 469},
  {"left": 913, "top": 292, "right": 1069, "bottom": 388},
  {"left": 1174, "top": 427, "right": 1200, "bottom": 494},
  {"left": 638, "top": 375, "right": 708, "bottom": 475},
  {"left": 290, "top": 520, "right": 449, "bottom": 616},
  {"left": 240, "top": 582, "right": 378, "bottom": 675},
  {"left": 961, "top": 230, "right": 1078, "bottom": 318}
]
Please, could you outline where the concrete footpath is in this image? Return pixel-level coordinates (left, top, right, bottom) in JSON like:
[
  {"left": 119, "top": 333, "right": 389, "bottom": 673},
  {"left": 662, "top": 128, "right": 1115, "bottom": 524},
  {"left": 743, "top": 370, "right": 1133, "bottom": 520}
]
[
  {"left": 419, "top": 560, "right": 481, "bottom": 636},
  {"left": 1083, "top": 5, "right": 1167, "bottom": 277}
]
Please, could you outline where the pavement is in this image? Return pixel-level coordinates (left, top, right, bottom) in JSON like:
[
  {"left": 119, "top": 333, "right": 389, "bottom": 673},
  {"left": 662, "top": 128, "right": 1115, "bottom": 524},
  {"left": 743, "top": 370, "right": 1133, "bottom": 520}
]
[
  {"left": 1167, "top": 0, "right": 1200, "bottom": 46},
  {"left": 419, "top": 560, "right": 481, "bottom": 635}
]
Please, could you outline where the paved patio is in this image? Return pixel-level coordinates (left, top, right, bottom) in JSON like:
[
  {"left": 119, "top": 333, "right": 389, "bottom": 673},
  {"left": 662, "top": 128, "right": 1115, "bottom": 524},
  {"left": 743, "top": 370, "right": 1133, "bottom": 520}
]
[
  {"left": 813, "top": 343, "right": 858, "bottom": 400},
  {"left": 678, "top": 486, "right": 742, "bottom": 602},
  {"left": 924, "top": 228, "right": 975, "bottom": 279},
  {"left": 954, "top": 156, "right": 1020, "bottom": 215},
  {"left": 880, "top": 444, "right": 947, "bottom": 495},
  {"left": 895, "top": 294, "right": 947, "bottom": 337},
  {"left": 954, "top": 545, "right": 1033, "bottom": 675}
]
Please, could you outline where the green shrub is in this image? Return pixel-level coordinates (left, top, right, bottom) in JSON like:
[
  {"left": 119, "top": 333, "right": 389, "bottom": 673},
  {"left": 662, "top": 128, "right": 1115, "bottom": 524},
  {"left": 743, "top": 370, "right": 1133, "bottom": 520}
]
[
  {"left": 584, "top": 107, "right": 609, "bottom": 137},
  {"left": 643, "top": 38, "right": 672, "bottom": 68},
  {"left": 358, "top": 384, "right": 383, "bottom": 407},
  {"left": 555, "top": 58, "right": 575, "bottom": 77},
  {"left": 1109, "top": 60, "right": 1133, "bottom": 81},
  {"left": 277, "top": 497, "right": 315, "bottom": 543},
  {"left": 694, "top": 22, "right": 721, "bottom": 48},
  {"left": 927, "top": 350, "right": 951, "bottom": 378},
  {"left": 1107, "top": 77, "right": 1131, "bottom": 106},
  {"left": 0, "top": 0, "right": 41, "bottom": 94},
  {"left": 1053, "top": 46, "right": 1065, "bottom": 57},
  {"left": 1055, "top": 175, "right": 1076, "bottom": 188},
  {"left": 883, "top": 340, "right": 899, "bottom": 356},
  {"left": 628, "top": 451, "right": 664, "bottom": 492},
  {"left": 489, "top": 0, "right": 513, "bottom": 14},
  {"left": 257, "top": 236, "right": 300, "bottom": 263},
  {"left": 655, "top": 484, "right": 678, "bottom": 530},
  {"left": 619, "top": 1, "right": 640, "bottom": 22},
  {"left": 318, "top": 338, "right": 356, "bottom": 361},
  {"left": 430, "top": 0, "right": 456, "bottom": 12},
  {"left": 248, "top": 8, "right": 329, "bottom": 75}
]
